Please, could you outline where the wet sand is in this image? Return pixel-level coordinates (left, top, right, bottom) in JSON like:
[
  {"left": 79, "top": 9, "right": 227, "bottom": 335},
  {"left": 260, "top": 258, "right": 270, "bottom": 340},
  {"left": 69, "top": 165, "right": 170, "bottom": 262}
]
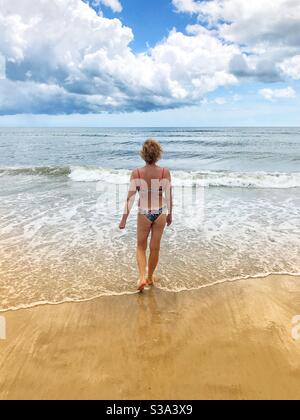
[{"left": 0, "top": 274, "right": 300, "bottom": 400}]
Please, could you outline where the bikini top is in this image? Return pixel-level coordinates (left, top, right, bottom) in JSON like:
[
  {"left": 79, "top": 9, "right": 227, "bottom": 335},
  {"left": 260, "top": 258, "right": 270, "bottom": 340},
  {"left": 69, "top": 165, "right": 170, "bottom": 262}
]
[{"left": 136, "top": 168, "right": 165, "bottom": 193}]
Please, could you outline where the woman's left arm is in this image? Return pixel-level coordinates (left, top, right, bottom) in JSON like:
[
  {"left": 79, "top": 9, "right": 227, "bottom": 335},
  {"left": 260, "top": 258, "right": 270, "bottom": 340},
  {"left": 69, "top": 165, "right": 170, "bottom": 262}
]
[{"left": 119, "top": 171, "right": 138, "bottom": 230}]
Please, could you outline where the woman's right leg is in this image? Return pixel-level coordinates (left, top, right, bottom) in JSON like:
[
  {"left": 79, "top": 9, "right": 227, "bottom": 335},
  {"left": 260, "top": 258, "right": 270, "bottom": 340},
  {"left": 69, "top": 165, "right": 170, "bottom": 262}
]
[
  {"left": 148, "top": 215, "right": 167, "bottom": 285},
  {"left": 137, "top": 214, "right": 152, "bottom": 291}
]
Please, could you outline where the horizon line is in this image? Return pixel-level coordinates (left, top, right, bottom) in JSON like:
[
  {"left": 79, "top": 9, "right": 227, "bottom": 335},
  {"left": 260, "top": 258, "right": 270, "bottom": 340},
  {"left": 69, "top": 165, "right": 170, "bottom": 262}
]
[{"left": 0, "top": 125, "right": 300, "bottom": 129}]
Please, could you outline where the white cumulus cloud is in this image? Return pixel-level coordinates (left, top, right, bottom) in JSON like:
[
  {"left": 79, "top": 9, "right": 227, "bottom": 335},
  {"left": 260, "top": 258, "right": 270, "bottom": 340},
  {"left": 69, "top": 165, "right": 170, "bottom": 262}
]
[
  {"left": 1, "top": 0, "right": 299, "bottom": 116},
  {"left": 0, "top": 54, "right": 6, "bottom": 80},
  {"left": 172, "top": 0, "right": 203, "bottom": 14},
  {"left": 0, "top": 0, "right": 239, "bottom": 115},
  {"left": 279, "top": 55, "right": 300, "bottom": 80},
  {"left": 173, "top": 0, "right": 300, "bottom": 83},
  {"left": 259, "top": 87, "right": 296, "bottom": 101},
  {"left": 90, "top": 0, "right": 123, "bottom": 13}
]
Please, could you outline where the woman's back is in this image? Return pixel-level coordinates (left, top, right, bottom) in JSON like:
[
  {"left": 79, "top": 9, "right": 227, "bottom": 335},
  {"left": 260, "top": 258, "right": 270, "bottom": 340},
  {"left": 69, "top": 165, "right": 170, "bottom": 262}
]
[
  {"left": 134, "top": 165, "right": 167, "bottom": 211},
  {"left": 135, "top": 165, "right": 165, "bottom": 189}
]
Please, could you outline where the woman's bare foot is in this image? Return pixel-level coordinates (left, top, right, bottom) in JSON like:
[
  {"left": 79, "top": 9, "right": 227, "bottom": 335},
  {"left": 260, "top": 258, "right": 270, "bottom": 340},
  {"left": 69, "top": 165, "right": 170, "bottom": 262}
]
[
  {"left": 138, "top": 279, "right": 147, "bottom": 292},
  {"left": 147, "top": 276, "right": 156, "bottom": 286}
]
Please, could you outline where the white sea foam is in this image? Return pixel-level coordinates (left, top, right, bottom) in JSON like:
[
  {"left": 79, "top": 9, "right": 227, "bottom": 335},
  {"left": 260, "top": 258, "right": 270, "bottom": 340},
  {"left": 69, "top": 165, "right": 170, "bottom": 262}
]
[
  {"left": 69, "top": 166, "right": 300, "bottom": 189},
  {"left": 1, "top": 272, "right": 300, "bottom": 314},
  {"left": 1, "top": 165, "right": 299, "bottom": 188},
  {"left": 69, "top": 166, "right": 130, "bottom": 184}
]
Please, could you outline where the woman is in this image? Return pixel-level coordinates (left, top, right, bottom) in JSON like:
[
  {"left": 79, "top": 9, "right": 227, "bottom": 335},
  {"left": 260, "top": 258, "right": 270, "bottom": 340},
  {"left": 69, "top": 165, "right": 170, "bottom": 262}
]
[{"left": 119, "top": 139, "right": 173, "bottom": 292}]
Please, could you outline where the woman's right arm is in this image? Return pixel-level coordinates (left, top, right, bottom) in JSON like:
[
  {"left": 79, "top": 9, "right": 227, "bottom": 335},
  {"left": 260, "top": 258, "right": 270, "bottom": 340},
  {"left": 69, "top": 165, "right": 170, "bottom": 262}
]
[{"left": 119, "top": 170, "right": 138, "bottom": 230}]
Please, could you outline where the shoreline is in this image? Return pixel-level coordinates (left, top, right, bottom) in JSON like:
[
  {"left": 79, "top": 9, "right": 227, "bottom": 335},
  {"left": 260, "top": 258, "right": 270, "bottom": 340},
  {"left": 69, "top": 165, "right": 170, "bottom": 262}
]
[
  {"left": 1, "top": 272, "right": 300, "bottom": 314},
  {"left": 1, "top": 274, "right": 300, "bottom": 400}
]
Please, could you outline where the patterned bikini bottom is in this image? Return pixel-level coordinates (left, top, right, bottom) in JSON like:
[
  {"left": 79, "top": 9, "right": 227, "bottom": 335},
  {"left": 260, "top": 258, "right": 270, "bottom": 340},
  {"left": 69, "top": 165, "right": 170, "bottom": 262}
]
[{"left": 139, "top": 206, "right": 168, "bottom": 223}]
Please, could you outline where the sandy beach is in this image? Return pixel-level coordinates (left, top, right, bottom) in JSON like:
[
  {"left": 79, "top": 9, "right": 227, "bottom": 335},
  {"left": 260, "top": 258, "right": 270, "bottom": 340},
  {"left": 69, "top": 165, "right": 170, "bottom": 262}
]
[{"left": 0, "top": 274, "right": 300, "bottom": 400}]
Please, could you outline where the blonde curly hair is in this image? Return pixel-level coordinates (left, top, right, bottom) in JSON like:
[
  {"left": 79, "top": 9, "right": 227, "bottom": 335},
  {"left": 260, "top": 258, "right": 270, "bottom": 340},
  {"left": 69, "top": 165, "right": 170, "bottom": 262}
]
[{"left": 140, "top": 139, "right": 163, "bottom": 165}]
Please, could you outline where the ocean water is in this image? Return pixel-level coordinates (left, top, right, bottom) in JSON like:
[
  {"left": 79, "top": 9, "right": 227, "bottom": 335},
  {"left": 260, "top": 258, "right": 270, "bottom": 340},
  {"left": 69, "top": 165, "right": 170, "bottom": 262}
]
[{"left": 0, "top": 127, "right": 299, "bottom": 311}]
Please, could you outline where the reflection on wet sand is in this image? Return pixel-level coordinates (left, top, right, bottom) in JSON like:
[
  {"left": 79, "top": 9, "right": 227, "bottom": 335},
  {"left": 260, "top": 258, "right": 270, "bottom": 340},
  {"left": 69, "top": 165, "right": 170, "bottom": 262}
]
[{"left": 1, "top": 275, "right": 300, "bottom": 400}]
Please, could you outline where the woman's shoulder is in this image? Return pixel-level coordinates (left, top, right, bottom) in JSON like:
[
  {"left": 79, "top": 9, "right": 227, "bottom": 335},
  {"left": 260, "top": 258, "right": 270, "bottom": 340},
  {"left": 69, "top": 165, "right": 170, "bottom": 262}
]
[
  {"left": 131, "top": 167, "right": 142, "bottom": 179},
  {"left": 161, "top": 167, "right": 171, "bottom": 177}
]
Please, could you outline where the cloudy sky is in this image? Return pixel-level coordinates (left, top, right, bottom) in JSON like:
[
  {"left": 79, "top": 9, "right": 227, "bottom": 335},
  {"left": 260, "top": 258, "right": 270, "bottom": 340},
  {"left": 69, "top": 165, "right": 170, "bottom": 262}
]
[{"left": 0, "top": 0, "right": 300, "bottom": 126}]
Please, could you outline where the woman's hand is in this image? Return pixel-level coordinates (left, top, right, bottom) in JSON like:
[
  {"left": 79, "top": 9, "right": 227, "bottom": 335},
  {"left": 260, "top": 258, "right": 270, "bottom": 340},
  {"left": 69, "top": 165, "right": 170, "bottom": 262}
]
[
  {"left": 119, "top": 216, "right": 127, "bottom": 230},
  {"left": 167, "top": 214, "right": 173, "bottom": 227}
]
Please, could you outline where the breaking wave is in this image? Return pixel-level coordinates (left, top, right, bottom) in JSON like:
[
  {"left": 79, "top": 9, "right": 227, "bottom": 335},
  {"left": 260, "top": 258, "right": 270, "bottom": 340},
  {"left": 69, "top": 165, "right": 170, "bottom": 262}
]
[{"left": 1, "top": 165, "right": 300, "bottom": 188}]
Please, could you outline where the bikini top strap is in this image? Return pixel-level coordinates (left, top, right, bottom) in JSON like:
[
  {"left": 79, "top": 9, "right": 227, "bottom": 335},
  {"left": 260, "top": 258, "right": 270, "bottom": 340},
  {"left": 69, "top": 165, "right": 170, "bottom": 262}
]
[
  {"left": 161, "top": 168, "right": 165, "bottom": 180},
  {"left": 137, "top": 168, "right": 141, "bottom": 179}
]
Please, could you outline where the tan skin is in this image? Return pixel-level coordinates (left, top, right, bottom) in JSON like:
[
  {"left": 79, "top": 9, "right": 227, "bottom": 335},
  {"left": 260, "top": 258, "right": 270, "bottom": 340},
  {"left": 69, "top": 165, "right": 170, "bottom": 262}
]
[{"left": 119, "top": 162, "right": 173, "bottom": 292}]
